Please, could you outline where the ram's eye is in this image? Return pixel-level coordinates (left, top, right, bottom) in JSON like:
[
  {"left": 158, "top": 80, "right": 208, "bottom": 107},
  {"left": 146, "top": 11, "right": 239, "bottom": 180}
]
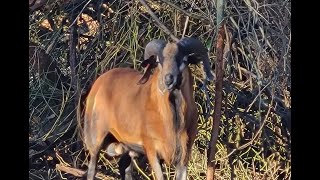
[{"left": 182, "top": 56, "right": 188, "bottom": 63}]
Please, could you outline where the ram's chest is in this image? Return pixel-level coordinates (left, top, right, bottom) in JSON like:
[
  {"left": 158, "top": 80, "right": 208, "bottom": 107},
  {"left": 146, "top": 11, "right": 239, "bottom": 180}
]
[
  {"left": 154, "top": 129, "right": 188, "bottom": 166},
  {"left": 154, "top": 89, "right": 188, "bottom": 165}
]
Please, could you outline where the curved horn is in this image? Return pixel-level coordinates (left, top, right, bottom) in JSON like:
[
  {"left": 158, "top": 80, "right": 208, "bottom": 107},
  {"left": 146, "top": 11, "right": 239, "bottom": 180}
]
[
  {"left": 137, "top": 39, "right": 167, "bottom": 85},
  {"left": 142, "top": 39, "right": 166, "bottom": 66},
  {"left": 178, "top": 37, "right": 215, "bottom": 81}
]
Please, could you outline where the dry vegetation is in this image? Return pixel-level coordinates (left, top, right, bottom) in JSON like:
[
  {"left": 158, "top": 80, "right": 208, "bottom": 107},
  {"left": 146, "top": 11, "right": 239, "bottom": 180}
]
[{"left": 29, "top": 0, "right": 291, "bottom": 179}]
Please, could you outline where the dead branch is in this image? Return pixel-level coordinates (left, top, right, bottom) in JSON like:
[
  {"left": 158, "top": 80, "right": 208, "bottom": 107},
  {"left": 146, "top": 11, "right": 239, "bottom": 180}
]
[
  {"left": 56, "top": 164, "right": 85, "bottom": 177},
  {"left": 159, "top": 0, "right": 210, "bottom": 23},
  {"left": 56, "top": 164, "right": 114, "bottom": 179},
  {"left": 138, "top": 0, "right": 179, "bottom": 42},
  {"left": 67, "top": 0, "right": 93, "bottom": 30}
]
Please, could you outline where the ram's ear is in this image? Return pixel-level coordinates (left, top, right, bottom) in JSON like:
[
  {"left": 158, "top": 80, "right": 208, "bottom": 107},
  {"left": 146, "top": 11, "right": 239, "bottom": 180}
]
[
  {"left": 140, "top": 57, "right": 151, "bottom": 68},
  {"left": 137, "top": 56, "right": 157, "bottom": 85}
]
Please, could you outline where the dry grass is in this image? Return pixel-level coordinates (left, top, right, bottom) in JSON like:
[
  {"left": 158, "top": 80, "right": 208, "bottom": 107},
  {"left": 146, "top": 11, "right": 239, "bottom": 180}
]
[{"left": 29, "top": 0, "right": 291, "bottom": 179}]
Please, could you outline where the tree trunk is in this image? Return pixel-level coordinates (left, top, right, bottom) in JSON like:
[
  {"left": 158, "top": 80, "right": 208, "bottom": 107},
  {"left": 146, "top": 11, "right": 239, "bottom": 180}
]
[{"left": 206, "top": 0, "right": 226, "bottom": 179}]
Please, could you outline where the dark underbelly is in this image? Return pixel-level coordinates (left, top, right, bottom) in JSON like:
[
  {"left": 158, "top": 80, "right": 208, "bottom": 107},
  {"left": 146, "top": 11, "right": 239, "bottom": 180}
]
[{"left": 123, "top": 143, "right": 145, "bottom": 154}]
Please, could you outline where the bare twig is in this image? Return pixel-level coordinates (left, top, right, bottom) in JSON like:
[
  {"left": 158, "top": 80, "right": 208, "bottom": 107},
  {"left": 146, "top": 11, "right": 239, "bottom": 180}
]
[
  {"left": 138, "top": 0, "right": 179, "bottom": 42},
  {"left": 245, "top": 81, "right": 271, "bottom": 112},
  {"left": 159, "top": 0, "right": 210, "bottom": 22},
  {"left": 67, "top": 0, "right": 93, "bottom": 30},
  {"left": 214, "top": 96, "right": 274, "bottom": 162},
  {"left": 69, "top": 15, "right": 80, "bottom": 110},
  {"left": 182, "top": 16, "right": 189, "bottom": 38},
  {"left": 132, "top": 159, "right": 151, "bottom": 180}
]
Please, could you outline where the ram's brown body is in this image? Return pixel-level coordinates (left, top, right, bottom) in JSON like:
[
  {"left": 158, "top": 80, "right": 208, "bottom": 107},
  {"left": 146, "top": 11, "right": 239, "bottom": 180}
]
[{"left": 84, "top": 67, "right": 198, "bottom": 166}]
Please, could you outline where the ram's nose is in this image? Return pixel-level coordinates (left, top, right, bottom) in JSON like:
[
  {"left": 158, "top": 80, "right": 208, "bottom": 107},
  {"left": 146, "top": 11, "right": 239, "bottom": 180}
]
[{"left": 165, "top": 74, "right": 174, "bottom": 86}]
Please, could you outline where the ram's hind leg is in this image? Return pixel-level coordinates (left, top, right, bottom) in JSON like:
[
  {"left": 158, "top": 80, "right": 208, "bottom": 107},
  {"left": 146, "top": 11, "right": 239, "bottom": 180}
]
[
  {"left": 87, "top": 149, "right": 99, "bottom": 180},
  {"left": 84, "top": 115, "right": 109, "bottom": 180}
]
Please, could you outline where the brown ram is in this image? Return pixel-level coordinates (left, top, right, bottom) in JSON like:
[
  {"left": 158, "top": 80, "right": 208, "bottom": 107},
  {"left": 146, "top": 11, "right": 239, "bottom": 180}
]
[{"left": 81, "top": 37, "right": 214, "bottom": 180}]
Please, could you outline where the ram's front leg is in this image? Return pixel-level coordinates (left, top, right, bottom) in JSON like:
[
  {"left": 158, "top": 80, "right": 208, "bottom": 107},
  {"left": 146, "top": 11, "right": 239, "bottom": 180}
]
[{"left": 144, "top": 142, "right": 164, "bottom": 180}]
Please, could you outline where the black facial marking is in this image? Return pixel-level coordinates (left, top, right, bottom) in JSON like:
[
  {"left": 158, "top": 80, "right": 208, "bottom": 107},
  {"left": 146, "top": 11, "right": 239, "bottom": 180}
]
[
  {"left": 172, "top": 52, "right": 185, "bottom": 90},
  {"left": 175, "top": 73, "right": 183, "bottom": 90},
  {"left": 168, "top": 90, "right": 183, "bottom": 165},
  {"left": 175, "top": 51, "right": 185, "bottom": 68}
]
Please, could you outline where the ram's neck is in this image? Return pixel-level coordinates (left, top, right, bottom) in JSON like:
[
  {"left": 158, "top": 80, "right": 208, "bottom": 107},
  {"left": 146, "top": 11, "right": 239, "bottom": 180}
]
[{"left": 150, "top": 69, "right": 186, "bottom": 130}]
